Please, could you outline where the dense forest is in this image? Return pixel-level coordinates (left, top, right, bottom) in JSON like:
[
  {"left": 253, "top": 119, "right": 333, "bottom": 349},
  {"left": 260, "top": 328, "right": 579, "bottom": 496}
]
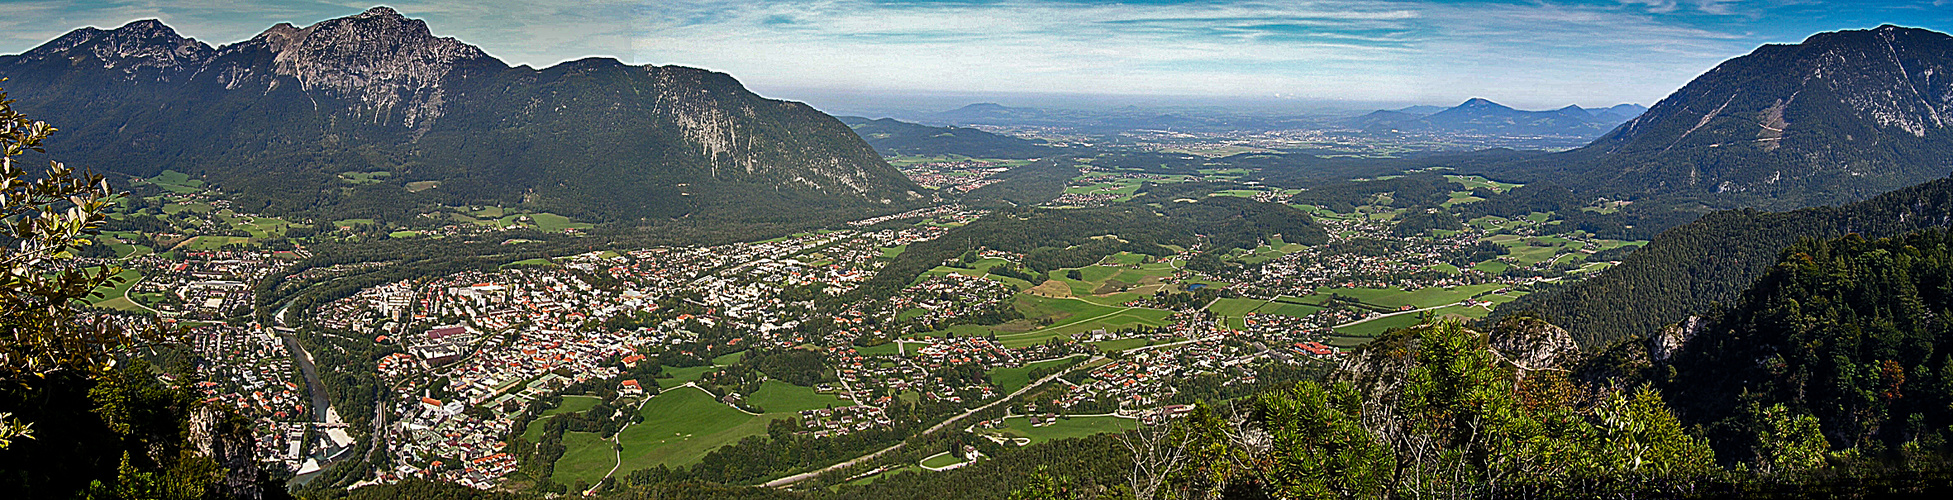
[
  {"left": 1658, "top": 230, "right": 1953, "bottom": 469},
  {"left": 1497, "top": 176, "right": 1953, "bottom": 348}
]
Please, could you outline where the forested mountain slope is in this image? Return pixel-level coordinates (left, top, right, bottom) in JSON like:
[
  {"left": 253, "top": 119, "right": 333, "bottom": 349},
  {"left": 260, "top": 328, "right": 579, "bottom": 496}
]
[
  {"left": 0, "top": 7, "right": 923, "bottom": 223},
  {"left": 1497, "top": 175, "right": 1953, "bottom": 348},
  {"left": 1657, "top": 230, "right": 1953, "bottom": 465}
]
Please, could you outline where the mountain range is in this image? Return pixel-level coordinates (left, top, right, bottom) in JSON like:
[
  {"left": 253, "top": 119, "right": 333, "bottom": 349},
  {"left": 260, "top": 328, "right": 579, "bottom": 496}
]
[
  {"left": 0, "top": 7, "right": 922, "bottom": 223},
  {"left": 837, "top": 116, "right": 1061, "bottom": 159},
  {"left": 1347, "top": 98, "right": 1648, "bottom": 138}
]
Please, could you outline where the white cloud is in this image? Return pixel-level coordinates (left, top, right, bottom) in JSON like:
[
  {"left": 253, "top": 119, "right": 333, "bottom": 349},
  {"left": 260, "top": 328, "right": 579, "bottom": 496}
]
[
  {"left": 629, "top": 0, "right": 1756, "bottom": 107},
  {"left": 0, "top": 1, "right": 1908, "bottom": 108}
]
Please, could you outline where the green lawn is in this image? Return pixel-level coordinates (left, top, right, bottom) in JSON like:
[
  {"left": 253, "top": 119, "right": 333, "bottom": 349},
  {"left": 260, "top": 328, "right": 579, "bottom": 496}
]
[
  {"left": 548, "top": 395, "right": 601, "bottom": 416},
  {"left": 1207, "top": 297, "right": 1267, "bottom": 316},
  {"left": 712, "top": 351, "right": 747, "bottom": 366},
  {"left": 86, "top": 269, "right": 147, "bottom": 313},
  {"left": 995, "top": 416, "right": 1138, "bottom": 445},
  {"left": 1334, "top": 313, "right": 1427, "bottom": 337},
  {"left": 986, "top": 357, "right": 1078, "bottom": 393},
  {"left": 1312, "top": 284, "right": 1503, "bottom": 310},
  {"left": 1090, "top": 338, "right": 1156, "bottom": 353},
  {"left": 339, "top": 171, "right": 392, "bottom": 184},
  {"left": 854, "top": 342, "right": 903, "bottom": 357},
  {"left": 995, "top": 307, "right": 1172, "bottom": 348},
  {"left": 747, "top": 380, "right": 850, "bottom": 413},
  {"left": 150, "top": 170, "right": 205, "bottom": 194},
  {"left": 655, "top": 365, "right": 720, "bottom": 389},
  {"left": 502, "top": 258, "right": 558, "bottom": 269},
  {"left": 529, "top": 212, "right": 594, "bottom": 232},
  {"left": 920, "top": 452, "right": 965, "bottom": 469},
  {"left": 1256, "top": 301, "right": 1324, "bottom": 319},
  {"left": 611, "top": 388, "right": 778, "bottom": 473},
  {"left": 548, "top": 431, "right": 617, "bottom": 487}
]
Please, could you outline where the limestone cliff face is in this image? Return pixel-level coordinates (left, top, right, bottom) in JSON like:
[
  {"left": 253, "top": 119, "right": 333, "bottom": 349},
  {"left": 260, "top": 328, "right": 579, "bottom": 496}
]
[
  {"left": 188, "top": 407, "right": 262, "bottom": 500},
  {"left": 1650, "top": 316, "right": 1706, "bottom": 364},
  {"left": 0, "top": 7, "right": 921, "bottom": 221},
  {"left": 221, "top": 6, "right": 490, "bottom": 129},
  {"left": 15, "top": 20, "right": 212, "bottom": 81},
  {"left": 1487, "top": 316, "right": 1578, "bottom": 373}
]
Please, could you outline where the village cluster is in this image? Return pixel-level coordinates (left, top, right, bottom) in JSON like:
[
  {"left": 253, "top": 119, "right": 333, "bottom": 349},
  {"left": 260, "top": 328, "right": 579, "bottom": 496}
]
[{"left": 85, "top": 162, "right": 1649, "bottom": 492}]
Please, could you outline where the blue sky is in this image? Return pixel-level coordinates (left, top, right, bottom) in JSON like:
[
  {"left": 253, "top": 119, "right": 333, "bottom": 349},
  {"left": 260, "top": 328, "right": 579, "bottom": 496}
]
[{"left": 1, "top": 1, "right": 1948, "bottom": 109}]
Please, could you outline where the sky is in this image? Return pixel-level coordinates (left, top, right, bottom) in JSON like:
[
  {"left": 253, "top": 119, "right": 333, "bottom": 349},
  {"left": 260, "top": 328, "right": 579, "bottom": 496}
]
[{"left": 1, "top": 1, "right": 1949, "bottom": 110}]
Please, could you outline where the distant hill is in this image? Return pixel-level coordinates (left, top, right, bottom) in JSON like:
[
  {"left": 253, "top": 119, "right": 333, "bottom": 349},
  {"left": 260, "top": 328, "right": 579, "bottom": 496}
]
[
  {"left": 1500, "top": 25, "right": 1953, "bottom": 210},
  {"left": 0, "top": 7, "right": 923, "bottom": 223},
  {"left": 1346, "top": 98, "right": 1645, "bottom": 138},
  {"left": 837, "top": 116, "right": 1059, "bottom": 159},
  {"left": 1493, "top": 174, "right": 1953, "bottom": 349},
  {"left": 926, "top": 103, "right": 1057, "bottom": 126}
]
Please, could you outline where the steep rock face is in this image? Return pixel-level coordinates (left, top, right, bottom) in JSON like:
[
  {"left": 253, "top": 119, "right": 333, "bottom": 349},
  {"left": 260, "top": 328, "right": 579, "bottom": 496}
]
[
  {"left": 0, "top": 7, "right": 921, "bottom": 222},
  {"left": 1650, "top": 316, "right": 1706, "bottom": 363},
  {"left": 1487, "top": 316, "right": 1578, "bottom": 373},
  {"left": 188, "top": 407, "right": 261, "bottom": 500},
  {"left": 1528, "top": 25, "right": 1953, "bottom": 209},
  {"left": 14, "top": 20, "right": 213, "bottom": 81},
  {"left": 228, "top": 6, "right": 491, "bottom": 129}
]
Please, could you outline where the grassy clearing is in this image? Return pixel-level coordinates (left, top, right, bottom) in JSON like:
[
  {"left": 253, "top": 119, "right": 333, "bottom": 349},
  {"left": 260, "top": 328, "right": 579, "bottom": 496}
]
[
  {"left": 748, "top": 380, "right": 849, "bottom": 413},
  {"left": 1206, "top": 297, "right": 1267, "bottom": 316},
  {"left": 149, "top": 170, "right": 205, "bottom": 194},
  {"left": 994, "top": 416, "right": 1138, "bottom": 445},
  {"left": 522, "top": 395, "right": 604, "bottom": 442},
  {"left": 183, "top": 236, "right": 252, "bottom": 250},
  {"left": 987, "top": 357, "right": 1078, "bottom": 393},
  {"left": 1334, "top": 313, "right": 1427, "bottom": 337},
  {"left": 920, "top": 452, "right": 964, "bottom": 468},
  {"left": 549, "top": 395, "right": 601, "bottom": 416},
  {"left": 656, "top": 365, "right": 720, "bottom": 389},
  {"left": 996, "top": 307, "right": 1172, "bottom": 348},
  {"left": 1090, "top": 338, "right": 1156, "bottom": 353},
  {"left": 712, "top": 351, "right": 747, "bottom": 366},
  {"left": 1445, "top": 175, "right": 1520, "bottom": 193},
  {"left": 339, "top": 171, "right": 392, "bottom": 184},
  {"left": 548, "top": 431, "right": 616, "bottom": 486},
  {"left": 1314, "top": 284, "right": 1502, "bottom": 310},
  {"left": 405, "top": 180, "right": 441, "bottom": 192},
  {"left": 1256, "top": 301, "right": 1324, "bottom": 319},
  {"left": 529, "top": 212, "right": 593, "bottom": 232},
  {"left": 613, "top": 389, "right": 772, "bottom": 471},
  {"left": 502, "top": 258, "right": 558, "bottom": 269},
  {"left": 854, "top": 342, "right": 903, "bottom": 357}
]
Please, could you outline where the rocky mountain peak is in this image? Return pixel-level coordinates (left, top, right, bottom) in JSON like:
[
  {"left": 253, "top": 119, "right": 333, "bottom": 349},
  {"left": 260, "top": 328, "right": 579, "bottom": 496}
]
[
  {"left": 1456, "top": 97, "right": 1509, "bottom": 110},
  {"left": 356, "top": 5, "right": 405, "bottom": 19},
  {"left": 237, "top": 6, "right": 496, "bottom": 128},
  {"left": 20, "top": 19, "right": 212, "bottom": 78},
  {"left": 1544, "top": 25, "right": 1953, "bottom": 207}
]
